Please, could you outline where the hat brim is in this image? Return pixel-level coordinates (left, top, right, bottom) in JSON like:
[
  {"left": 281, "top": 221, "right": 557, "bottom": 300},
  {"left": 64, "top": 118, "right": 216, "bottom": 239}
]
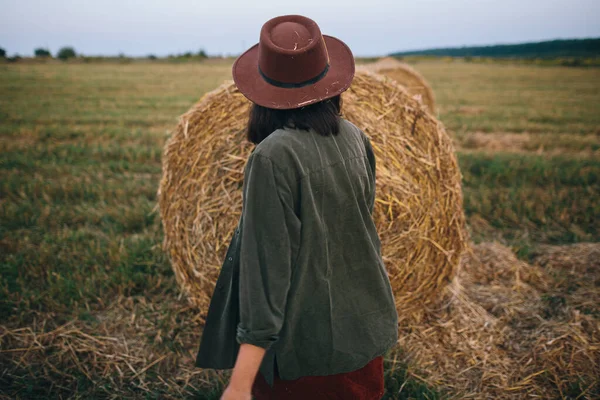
[{"left": 232, "top": 35, "right": 355, "bottom": 110}]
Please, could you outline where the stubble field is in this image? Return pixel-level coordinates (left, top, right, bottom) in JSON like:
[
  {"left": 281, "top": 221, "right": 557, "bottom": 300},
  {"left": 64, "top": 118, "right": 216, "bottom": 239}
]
[{"left": 1, "top": 59, "right": 599, "bottom": 399}]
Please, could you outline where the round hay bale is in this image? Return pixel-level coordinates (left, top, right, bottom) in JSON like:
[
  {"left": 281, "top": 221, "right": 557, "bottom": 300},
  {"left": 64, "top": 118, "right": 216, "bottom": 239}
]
[
  {"left": 359, "top": 57, "right": 436, "bottom": 114},
  {"left": 158, "top": 70, "right": 466, "bottom": 322}
]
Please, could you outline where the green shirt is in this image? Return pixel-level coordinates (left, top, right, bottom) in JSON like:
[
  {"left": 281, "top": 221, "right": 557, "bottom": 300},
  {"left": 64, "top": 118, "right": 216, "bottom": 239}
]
[{"left": 195, "top": 118, "right": 398, "bottom": 386}]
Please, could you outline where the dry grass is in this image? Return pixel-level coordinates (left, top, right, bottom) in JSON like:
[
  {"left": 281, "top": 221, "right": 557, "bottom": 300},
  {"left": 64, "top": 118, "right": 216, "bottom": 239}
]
[
  {"left": 395, "top": 241, "right": 600, "bottom": 398},
  {"left": 2, "top": 242, "right": 596, "bottom": 399},
  {"left": 158, "top": 71, "right": 467, "bottom": 322},
  {"left": 0, "top": 296, "right": 230, "bottom": 398},
  {"left": 457, "top": 131, "right": 600, "bottom": 157},
  {"left": 461, "top": 131, "right": 533, "bottom": 152},
  {"left": 531, "top": 243, "right": 600, "bottom": 320}
]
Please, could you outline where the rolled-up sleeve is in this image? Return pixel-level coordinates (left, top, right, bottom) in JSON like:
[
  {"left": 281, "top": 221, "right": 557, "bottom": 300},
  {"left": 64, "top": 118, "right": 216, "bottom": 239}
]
[{"left": 236, "top": 153, "right": 300, "bottom": 350}]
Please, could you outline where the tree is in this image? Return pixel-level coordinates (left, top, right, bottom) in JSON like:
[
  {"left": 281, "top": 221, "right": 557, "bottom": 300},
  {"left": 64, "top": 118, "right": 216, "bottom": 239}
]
[
  {"left": 34, "top": 48, "right": 52, "bottom": 58},
  {"left": 0, "top": 47, "right": 6, "bottom": 58},
  {"left": 57, "top": 47, "right": 76, "bottom": 61},
  {"left": 197, "top": 49, "right": 207, "bottom": 58}
]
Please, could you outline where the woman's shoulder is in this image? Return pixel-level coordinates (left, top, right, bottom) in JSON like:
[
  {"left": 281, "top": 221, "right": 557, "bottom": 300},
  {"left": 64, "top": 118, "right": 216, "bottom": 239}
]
[
  {"left": 252, "top": 128, "right": 305, "bottom": 168},
  {"left": 340, "top": 117, "right": 358, "bottom": 131},
  {"left": 340, "top": 118, "right": 368, "bottom": 140}
]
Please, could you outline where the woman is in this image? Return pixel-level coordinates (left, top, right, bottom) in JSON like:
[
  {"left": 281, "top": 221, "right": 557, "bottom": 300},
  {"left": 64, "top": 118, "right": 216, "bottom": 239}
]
[{"left": 195, "top": 15, "right": 399, "bottom": 400}]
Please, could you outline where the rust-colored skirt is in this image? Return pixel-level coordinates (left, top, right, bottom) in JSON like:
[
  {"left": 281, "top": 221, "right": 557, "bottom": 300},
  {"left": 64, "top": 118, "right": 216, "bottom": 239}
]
[{"left": 251, "top": 356, "right": 384, "bottom": 400}]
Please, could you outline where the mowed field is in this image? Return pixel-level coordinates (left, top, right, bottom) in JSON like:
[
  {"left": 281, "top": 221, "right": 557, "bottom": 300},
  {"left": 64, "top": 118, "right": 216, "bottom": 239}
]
[{"left": 1, "top": 59, "right": 599, "bottom": 398}]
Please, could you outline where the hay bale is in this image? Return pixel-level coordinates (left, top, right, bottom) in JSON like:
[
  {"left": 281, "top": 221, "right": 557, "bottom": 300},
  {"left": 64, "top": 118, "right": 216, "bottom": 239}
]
[
  {"left": 158, "top": 70, "right": 466, "bottom": 322},
  {"left": 359, "top": 57, "right": 436, "bottom": 114}
]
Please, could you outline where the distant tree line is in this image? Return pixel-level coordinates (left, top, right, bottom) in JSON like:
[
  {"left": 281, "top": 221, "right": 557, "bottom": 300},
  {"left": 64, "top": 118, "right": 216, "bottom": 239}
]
[
  {"left": 390, "top": 38, "right": 600, "bottom": 59},
  {"left": 0, "top": 46, "right": 78, "bottom": 61},
  {"left": 161, "top": 49, "right": 208, "bottom": 60},
  {"left": 0, "top": 46, "right": 210, "bottom": 62}
]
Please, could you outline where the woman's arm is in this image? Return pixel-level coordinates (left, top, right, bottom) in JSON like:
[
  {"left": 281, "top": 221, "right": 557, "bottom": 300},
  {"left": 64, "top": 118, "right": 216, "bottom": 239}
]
[
  {"left": 221, "top": 153, "right": 300, "bottom": 399},
  {"left": 221, "top": 343, "right": 266, "bottom": 399}
]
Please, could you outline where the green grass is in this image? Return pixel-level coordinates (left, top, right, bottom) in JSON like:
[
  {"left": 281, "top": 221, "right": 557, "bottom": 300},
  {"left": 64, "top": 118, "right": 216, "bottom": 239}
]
[
  {"left": 414, "top": 60, "right": 600, "bottom": 135},
  {"left": 383, "top": 356, "right": 442, "bottom": 399},
  {"left": 406, "top": 60, "right": 600, "bottom": 248},
  {"left": 460, "top": 153, "right": 599, "bottom": 245},
  {"left": 1, "top": 59, "right": 599, "bottom": 398}
]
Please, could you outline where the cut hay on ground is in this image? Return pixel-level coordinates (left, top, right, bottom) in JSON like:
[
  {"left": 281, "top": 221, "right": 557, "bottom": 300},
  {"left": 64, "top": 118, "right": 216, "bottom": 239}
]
[
  {"left": 158, "top": 70, "right": 466, "bottom": 323},
  {"left": 396, "top": 241, "right": 600, "bottom": 398},
  {"left": 359, "top": 57, "right": 437, "bottom": 114},
  {"left": 2, "top": 243, "right": 596, "bottom": 399},
  {"left": 0, "top": 296, "right": 228, "bottom": 398}
]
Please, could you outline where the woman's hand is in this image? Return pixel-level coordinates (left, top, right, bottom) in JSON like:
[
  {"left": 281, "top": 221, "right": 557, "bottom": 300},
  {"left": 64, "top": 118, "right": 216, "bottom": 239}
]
[{"left": 220, "top": 385, "right": 252, "bottom": 400}]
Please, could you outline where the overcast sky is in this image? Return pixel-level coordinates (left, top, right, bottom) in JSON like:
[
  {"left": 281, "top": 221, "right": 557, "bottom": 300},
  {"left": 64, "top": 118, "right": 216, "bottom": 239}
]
[{"left": 2, "top": 0, "right": 599, "bottom": 57}]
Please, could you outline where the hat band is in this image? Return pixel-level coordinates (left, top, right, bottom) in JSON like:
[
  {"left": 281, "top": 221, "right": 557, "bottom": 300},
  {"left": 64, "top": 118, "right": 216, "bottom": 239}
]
[{"left": 258, "top": 63, "right": 330, "bottom": 89}]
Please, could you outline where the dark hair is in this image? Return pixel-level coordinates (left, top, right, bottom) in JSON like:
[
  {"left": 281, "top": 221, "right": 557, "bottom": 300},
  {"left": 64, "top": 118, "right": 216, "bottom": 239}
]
[{"left": 247, "top": 95, "right": 342, "bottom": 144}]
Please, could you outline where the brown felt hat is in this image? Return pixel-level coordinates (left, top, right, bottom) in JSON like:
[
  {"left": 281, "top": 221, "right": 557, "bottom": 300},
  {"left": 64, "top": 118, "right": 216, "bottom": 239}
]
[{"left": 232, "top": 15, "right": 355, "bottom": 110}]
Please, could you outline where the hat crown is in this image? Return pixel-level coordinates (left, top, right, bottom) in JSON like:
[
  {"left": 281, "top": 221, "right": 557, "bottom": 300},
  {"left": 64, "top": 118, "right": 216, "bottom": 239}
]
[
  {"left": 270, "top": 22, "right": 312, "bottom": 51},
  {"left": 258, "top": 15, "right": 329, "bottom": 85}
]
